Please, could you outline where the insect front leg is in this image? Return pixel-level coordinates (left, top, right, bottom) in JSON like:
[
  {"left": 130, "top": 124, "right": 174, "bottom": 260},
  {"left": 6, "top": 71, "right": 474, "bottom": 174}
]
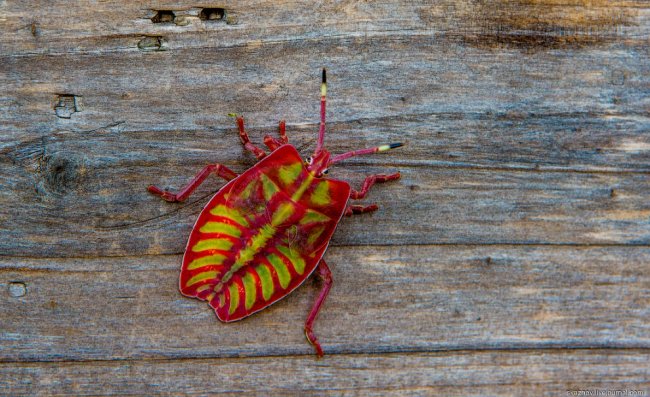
[
  {"left": 263, "top": 120, "right": 289, "bottom": 151},
  {"left": 350, "top": 172, "right": 401, "bottom": 200},
  {"left": 344, "top": 204, "right": 379, "bottom": 216},
  {"left": 236, "top": 116, "right": 267, "bottom": 160},
  {"left": 304, "top": 259, "right": 333, "bottom": 357},
  {"left": 148, "top": 163, "right": 238, "bottom": 202}
]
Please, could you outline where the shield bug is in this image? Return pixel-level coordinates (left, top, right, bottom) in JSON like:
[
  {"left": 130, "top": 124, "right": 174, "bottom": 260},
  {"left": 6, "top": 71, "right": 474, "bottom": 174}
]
[{"left": 148, "top": 69, "right": 402, "bottom": 356}]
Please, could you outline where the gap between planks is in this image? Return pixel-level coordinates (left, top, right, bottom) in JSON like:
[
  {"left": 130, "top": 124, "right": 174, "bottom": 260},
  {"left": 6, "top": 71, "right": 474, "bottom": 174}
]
[
  {"left": 2, "top": 242, "right": 650, "bottom": 263},
  {"left": 1, "top": 346, "right": 649, "bottom": 365}
]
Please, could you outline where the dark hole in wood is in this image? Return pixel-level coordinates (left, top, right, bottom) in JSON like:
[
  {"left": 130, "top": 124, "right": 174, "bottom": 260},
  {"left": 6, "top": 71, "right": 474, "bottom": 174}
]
[
  {"left": 8, "top": 282, "right": 27, "bottom": 297},
  {"left": 151, "top": 10, "right": 175, "bottom": 23},
  {"left": 199, "top": 8, "right": 225, "bottom": 21}
]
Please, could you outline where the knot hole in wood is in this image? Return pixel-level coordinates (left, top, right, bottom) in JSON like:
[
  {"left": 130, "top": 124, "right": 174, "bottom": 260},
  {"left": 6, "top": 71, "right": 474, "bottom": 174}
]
[
  {"left": 151, "top": 10, "right": 175, "bottom": 24},
  {"left": 199, "top": 8, "right": 225, "bottom": 21}
]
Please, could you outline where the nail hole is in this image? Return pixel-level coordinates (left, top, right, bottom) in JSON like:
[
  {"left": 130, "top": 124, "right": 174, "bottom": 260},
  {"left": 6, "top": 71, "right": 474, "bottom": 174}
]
[
  {"left": 8, "top": 282, "right": 27, "bottom": 297},
  {"left": 151, "top": 10, "right": 176, "bottom": 23},
  {"left": 199, "top": 8, "right": 225, "bottom": 21}
]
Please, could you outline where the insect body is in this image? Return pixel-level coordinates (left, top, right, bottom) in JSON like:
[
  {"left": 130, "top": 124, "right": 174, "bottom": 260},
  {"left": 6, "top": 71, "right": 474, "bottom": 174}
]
[{"left": 148, "top": 70, "right": 402, "bottom": 356}]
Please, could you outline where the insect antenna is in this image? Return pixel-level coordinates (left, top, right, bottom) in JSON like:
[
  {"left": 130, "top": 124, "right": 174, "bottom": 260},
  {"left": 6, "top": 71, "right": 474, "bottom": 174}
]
[
  {"left": 314, "top": 68, "right": 327, "bottom": 155},
  {"left": 329, "top": 142, "right": 403, "bottom": 164}
]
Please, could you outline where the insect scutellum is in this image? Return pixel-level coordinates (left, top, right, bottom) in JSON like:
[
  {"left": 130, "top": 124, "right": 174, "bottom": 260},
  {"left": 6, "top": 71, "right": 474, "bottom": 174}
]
[{"left": 306, "top": 69, "right": 404, "bottom": 178}]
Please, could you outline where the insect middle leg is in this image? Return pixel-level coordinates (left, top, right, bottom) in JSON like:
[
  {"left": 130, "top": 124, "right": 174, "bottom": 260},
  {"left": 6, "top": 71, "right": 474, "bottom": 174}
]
[
  {"left": 263, "top": 120, "right": 289, "bottom": 151},
  {"left": 236, "top": 116, "right": 267, "bottom": 160},
  {"left": 148, "top": 163, "right": 238, "bottom": 202},
  {"left": 350, "top": 172, "right": 401, "bottom": 200},
  {"left": 304, "top": 259, "right": 333, "bottom": 357}
]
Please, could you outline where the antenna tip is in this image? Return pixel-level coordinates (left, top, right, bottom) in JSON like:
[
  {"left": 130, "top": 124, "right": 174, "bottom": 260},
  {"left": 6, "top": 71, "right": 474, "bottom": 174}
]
[
  {"left": 378, "top": 142, "right": 404, "bottom": 152},
  {"left": 322, "top": 69, "right": 327, "bottom": 84}
]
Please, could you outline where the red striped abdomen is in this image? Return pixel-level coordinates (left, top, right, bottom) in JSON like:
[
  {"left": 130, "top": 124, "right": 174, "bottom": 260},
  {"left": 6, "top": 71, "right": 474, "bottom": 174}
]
[{"left": 179, "top": 145, "right": 350, "bottom": 321}]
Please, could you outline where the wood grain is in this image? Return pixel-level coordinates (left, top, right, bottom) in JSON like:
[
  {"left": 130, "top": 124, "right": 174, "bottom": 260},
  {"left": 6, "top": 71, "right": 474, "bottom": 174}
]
[
  {"left": 2, "top": 350, "right": 649, "bottom": 396},
  {"left": 2, "top": 246, "right": 648, "bottom": 361},
  {"left": 2, "top": 160, "right": 650, "bottom": 257},
  {"left": 2, "top": 35, "right": 648, "bottom": 138},
  {"left": 1, "top": 0, "right": 649, "bottom": 394},
  {"left": 1, "top": 0, "right": 647, "bottom": 56}
]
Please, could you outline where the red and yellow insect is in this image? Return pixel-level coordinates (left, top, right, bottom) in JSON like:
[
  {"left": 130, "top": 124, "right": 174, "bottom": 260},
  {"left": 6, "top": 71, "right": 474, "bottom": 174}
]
[{"left": 148, "top": 70, "right": 402, "bottom": 356}]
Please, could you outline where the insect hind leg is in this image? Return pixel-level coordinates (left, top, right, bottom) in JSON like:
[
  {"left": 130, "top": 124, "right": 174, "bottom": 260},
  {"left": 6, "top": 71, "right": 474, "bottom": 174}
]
[{"left": 304, "top": 259, "right": 333, "bottom": 357}]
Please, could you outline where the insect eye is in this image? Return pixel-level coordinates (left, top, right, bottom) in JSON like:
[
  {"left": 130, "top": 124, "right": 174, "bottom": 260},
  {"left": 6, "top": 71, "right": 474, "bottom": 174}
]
[
  {"left": 322, "top": 169, "right": 329, "bottom": 175},
  {"left": 305, "top": 156, "right": 313, "bottom": 164}
]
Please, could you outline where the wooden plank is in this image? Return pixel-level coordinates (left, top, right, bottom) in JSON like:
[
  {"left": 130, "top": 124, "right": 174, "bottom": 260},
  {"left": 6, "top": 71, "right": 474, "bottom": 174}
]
[
  {"left": 1, "top": 0, "right": 648, "bottom": 56},
  {"left": 4, "top": 111, "right": 650, "bottom": 172},
  {"left": 2, "top": 246, "right": 649, "bottom": 361},
  {"left": 2, "top": 34, "right": 648, "bottom": 139},
  {"left": 1, "top": 350, "right": 649, "bottom": 396},
  {"left": 2, "top": 159, "right": 649, "bottom": 257}
]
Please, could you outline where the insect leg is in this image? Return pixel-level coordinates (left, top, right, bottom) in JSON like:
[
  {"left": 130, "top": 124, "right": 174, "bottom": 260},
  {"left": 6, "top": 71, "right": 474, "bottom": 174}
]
[
  {"left": 345, "top": 204, "right": 379, "bottom": 216},
  {"left": 304, "top": 259, "right": 333, "bottom": 357},
  {"left": 277, "top": 119, "right": 288, "bottom": 144},
  {"left": 147, "top": 163, "right": 238, "bottom": 202},
  {"left": 262, "top": 120, "right": 289, "bottom": 151},
  {"left": 350, "top": 172, "right": 401, "bottom": 200},
  {"left": 236, "top": 116, "right": 267, "bottom": 160},
  {"left": 263, "top": 135, "right": 283, "bottom": 151}
]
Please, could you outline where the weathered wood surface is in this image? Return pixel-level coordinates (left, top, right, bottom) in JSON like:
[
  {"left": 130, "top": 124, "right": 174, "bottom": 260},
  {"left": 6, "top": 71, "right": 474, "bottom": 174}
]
[
  {"left": 1, "top": 0, "right": 649, "bottom": 395},
  {"left": 2, "top": 246, "right": 650, "bottom": 361},
  {"left": 2, "top": 350, "right": 649, "bottom": 396}
]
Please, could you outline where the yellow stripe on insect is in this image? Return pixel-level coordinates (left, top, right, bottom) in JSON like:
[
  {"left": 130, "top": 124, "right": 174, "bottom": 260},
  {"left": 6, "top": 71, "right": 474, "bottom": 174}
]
[
  {"left": 255, "top": 264, "right": 275, "bottom": 301},
  {"left": 228, "top": 283, "right": 240, "bottom": 315},
  {"left": 199, "top": 222, "right": 242, "bottom": 238},
  {"left": 310, "top": 181, "right": 331, "bottom": 206},
  {"left": 271, "top": 202, "right": 295, "bottom": 226},
  {"left": 307, "top": 226, "right": 325, "bottom": 246},
  {"left": 242, "top": 271, "right": 257, "bottom": 310},
  {"left": 234, "top": 224, "right": 276, "bottom": 269},
  {"left": 209, "top": 205, "right": 249, "bottom": 227},
  {"left": 191, "top": 239, "right": 233, "bottom": 252},
  {"left": 185, "top": 270, "right": 219, "bottom": 287},
  {"left": 267, "top": 254, "right": 291, "bottom": 289},
  {"left": 277, "top": 245, "right": 306, "bottom": 275},
  {"left": 278, "top": 163, "right": 304, "bottom": 186},
  {"left": 186, "top": 254, "right": 227, "bottom": 270},
  {"left": 195, "top": 284, "right": 212, "bottom": 294},
  {"left": 260, "top": 174, "right": 280, "bottom": 201},
  {"left": 300, "top": 209, "right": 330, "bottom": 225},
  {"left": 321, "top": 82, "right": 327, "bottom": 97}
]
